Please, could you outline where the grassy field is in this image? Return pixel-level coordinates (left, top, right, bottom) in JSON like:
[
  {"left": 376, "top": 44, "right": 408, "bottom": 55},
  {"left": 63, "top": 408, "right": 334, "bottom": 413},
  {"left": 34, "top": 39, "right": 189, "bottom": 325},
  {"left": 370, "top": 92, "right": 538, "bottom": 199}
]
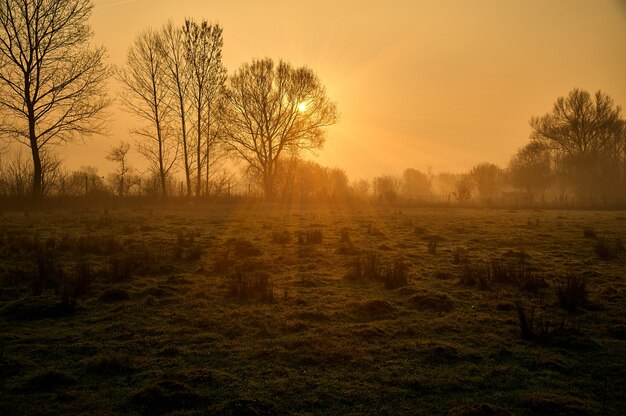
[{"left": 0, "top": 202, "right": 625, "bottom": 415}]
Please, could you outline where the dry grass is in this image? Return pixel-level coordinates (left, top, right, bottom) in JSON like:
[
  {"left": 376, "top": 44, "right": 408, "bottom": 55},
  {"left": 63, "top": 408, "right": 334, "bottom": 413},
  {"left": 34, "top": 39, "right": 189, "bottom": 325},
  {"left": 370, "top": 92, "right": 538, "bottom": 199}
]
[{"left": 0, "top": 203, "right": 624, "bottom": 415}]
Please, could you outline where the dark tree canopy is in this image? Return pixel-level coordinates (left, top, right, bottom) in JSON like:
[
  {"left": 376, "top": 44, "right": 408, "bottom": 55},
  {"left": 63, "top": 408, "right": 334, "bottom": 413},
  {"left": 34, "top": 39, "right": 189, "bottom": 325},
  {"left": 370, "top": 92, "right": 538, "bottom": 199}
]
[
  {"left": 0, "top": 0, "right": 111, "bottom": 197},
  {"left": 220, "top": 58, "right": 338, "bottom": 199},
  {"left": 530, "top": 89, "right": 624, "bottom": 199}
]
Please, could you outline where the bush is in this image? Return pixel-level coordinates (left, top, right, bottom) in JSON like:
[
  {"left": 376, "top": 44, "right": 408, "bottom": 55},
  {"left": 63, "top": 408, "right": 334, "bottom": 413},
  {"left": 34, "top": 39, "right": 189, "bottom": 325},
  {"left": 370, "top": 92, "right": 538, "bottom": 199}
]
[
  {"left": 556, "top": 275, "right": 588, "bottom": 311},
  {"left": 582, "top": 227, "right": 596, "bottom": 238},
  {"left": 380, "top": 259, "right": 409, "bottom": 289},
  {"left": 229, "top": 268, "right": 274, "bottom": 302},
  {"left": 345, "top": 250, "right": 381, "bottom": 281},
  {"left": 271, "top": 229, "right": 290, "bottom": 244},
  {"left": 300, "top": 228, "right": 323, "bottom": 245},
  {"left": 594, "top": 237, "right": 621, "bottom": 260}
]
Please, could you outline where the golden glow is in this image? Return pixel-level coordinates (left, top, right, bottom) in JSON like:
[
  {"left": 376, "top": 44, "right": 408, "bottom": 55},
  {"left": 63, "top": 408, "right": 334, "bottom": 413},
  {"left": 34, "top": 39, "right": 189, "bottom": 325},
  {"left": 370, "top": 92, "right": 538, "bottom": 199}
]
[
  {"left": 71, "top": 0, "right": 626, "bottom": 179},
  {"left": 298, "top": 102, "right": 307, "bottom": 113}
]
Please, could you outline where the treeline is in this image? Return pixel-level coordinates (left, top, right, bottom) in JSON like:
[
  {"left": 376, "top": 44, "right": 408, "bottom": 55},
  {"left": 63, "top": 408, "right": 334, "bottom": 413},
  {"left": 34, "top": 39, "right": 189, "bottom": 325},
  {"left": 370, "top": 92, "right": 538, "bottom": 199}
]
[{"left": 1, "top": 1, "right": 625, "bottom": 206}]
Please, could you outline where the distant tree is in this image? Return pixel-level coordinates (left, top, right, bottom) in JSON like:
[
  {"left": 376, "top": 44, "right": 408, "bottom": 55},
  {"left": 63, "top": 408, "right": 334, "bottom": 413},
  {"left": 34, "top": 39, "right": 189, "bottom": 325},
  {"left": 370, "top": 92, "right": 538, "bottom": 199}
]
[
  {"left": 183, "top": 19, "right": 225, "bottom": 196},
  {"left": 508, "top": 141, "right": 552, "bottom": 200},
  {"left": 350, "top": 179, "right": 370, "bottom": 200},
  {"left": 453, "top": 174, "right": 473, "bottom": 204},
  {"left": 401, "top": 168, "right": 432, "bottom": 200},
  {"left": 40, "top": 149, "right": 63, "bottom": 196},
  {"left": 373, "top": 175, "right": 401, "bottom": 203},
  {"left": 161, "top": 21, "right": 193, "bottom": 196},
  {"left": 106, "top": 141, "right": 138, "bottom": 196},
  {"left": 220, "top": 58, "right": 337, "bottom": 199},
  {"left": 0, "top": 0, "right": 112, "bottom": 198},
  {"left": 530, "top": 89, "right": 624, "bottom": 201},
  {"left": 118, "top": 29, "right": 178, "bottom": 197},
  {"left": 470, "top": 162, "right": 503, "bottom": 203},
  {"left": 0, "top": 150, "right": 31, "bottom": 196}
]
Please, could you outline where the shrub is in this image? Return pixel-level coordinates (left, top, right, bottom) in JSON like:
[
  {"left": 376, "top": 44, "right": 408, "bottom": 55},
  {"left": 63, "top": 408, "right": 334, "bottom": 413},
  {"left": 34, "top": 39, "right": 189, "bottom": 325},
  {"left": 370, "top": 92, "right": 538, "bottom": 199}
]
[
  {"left": 340, "top": 228, "right": 350, "bottom": 243},
  {"left": 452, "top": 247, "right": 467, "bottom": 265},
  {"left": 229, "top": 268, "right": 274, "bottom": 302},
  {"left": 582, "top": 227, "right": 596, "bottom": 238},
  {"left": 427, "top": 240, "right": 437, "bottom": 254},
  {"left": 344, "top": 250, "right": 381, "bottom": 281},
  {"left": 108, "top": 254, "right": 134, "bottom": 283},
  {"left": 302, "top": 228, "right": 323, "bottom": 244},
  {"left": 380, "top": 259, "right": 409, "bottom": 289},
  {"left": 32, "top": 245, "right": 60, "bottom": 295},
  {"left": 556, "top": 275, "right": 588, "bottom": 311},
  {"left": 271, "top": 229, "right": 290, "bottom": 244},
  {"left": 515, "top": 301, "right": 536, "bottom": 340},
  {"left": 594, "top": 237, "right": 621, "bottom": 260},
  {"left": 459, "top": 261, "right": 492, "bottom": 290}
]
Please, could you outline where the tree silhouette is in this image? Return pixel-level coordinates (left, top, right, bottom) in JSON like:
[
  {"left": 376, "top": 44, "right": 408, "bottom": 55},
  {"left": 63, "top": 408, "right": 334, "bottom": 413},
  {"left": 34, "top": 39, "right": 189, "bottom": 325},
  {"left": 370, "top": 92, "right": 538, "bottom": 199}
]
[
  {"left": 470, "top": 162, "right": 503, "bottom": 203},
  {"left": 183, "top": 19, "right": 225, "bottom": 197},
  {"left": 530, "top": 89, "right": 623, "bottom": 200},
  {"left": 0, "top": 0, "right": 111, "bottom": 198},
  {"left": 508, "top": 141, "right": 552, "bottom": 201},
  {"left": 118, "top": 29, "right": 177, "bottom": 197},
  {"left": 161, "top": 21, "right": 193, "bottom": 197},
  {"left": 220, "top": 58, "right": 337, "bottom": 199}
]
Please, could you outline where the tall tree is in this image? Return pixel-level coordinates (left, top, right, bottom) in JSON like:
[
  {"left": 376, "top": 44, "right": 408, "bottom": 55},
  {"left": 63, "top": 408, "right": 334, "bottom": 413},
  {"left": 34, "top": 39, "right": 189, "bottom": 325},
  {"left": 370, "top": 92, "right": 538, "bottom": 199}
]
[
  {"left": 161, "top": 21, "right": 192, "bottom": 196},
  {"left": 183, "top": 19, "right": 224, "bottom": 197},
  {"left": 530, "top": 89, "right": 623, "bottom": 200},
  {"left": 508, "top": 141, "right": 552, "bottom": 200},
  {"left": 220, "top": 58, "right": 337, "bottom": 199},
  {"left": 470, "top": 162, "right": 503, "bottom": 203},
  {"left": 106, "top": 140, "right": 133, "bottom": 196},
  {"left": 0, "top": 0, "right": 111, "bottom": 198},
  {"left": 118, "top": 29, "right": 177, "bottom": 197}
]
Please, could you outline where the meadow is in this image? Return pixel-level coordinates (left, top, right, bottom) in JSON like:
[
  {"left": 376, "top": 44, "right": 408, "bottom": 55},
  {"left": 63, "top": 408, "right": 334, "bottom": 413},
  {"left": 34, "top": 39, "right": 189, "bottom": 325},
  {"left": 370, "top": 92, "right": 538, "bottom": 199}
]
[{"left": 0, "top": 202, "right": 624, "bottom": 415}]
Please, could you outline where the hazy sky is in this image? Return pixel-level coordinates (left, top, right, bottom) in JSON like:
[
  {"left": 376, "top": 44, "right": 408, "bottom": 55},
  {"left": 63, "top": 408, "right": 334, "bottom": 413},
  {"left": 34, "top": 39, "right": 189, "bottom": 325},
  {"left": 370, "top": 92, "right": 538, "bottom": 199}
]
[{"left": 62, "top": 0, "right": 626, "bottom": 179}]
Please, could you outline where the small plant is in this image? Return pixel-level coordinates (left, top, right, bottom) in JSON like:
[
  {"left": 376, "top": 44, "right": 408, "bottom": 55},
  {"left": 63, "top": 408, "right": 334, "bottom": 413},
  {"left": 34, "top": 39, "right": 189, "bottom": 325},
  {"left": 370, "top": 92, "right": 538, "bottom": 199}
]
[
  {"left": 108, "top": 254, "right": 134, "bottom": 283},
  {"left": 340, "top": 228, "right": 351, "bottom": 243},
  {"left": 214, "top": 249, "right": 235, "bottom": 274},
  {"left": 556, "top": 275, "right": 588, "bottom": 311},
  {"left": 427, "top": 240, "right": 437, "bottom": 254},
  {"left": 271, "top": 229, "right": 290, "bottom": 244},
  {"left": 32, "top": 245, "right": 60, "bottom": 295},
  {"left": 459, "top": 261, "right": 492, "bottom": 290},
  {"left": 344, "top": 250, "right": 381, "bottom": 281},
  {"left": 452, "top": 247, "right": 467, "bottom": 265},
  {"left": 380, "top": 259, "right": 408, "bottom": 289},
  {"left": 229, "top": 268, "right": 274, "bottom": 302},
  {"left": 583, "top": 227, "right": 597, "bottom": 238},
  {"left": 303, "top": 228, "right": 323, "bottom": 244},
  {"left": 515, "top": 301, "right": 536, "bottom": 340},
  {"left": 594, "top": 237, "right": 621, "bottom": 260}
]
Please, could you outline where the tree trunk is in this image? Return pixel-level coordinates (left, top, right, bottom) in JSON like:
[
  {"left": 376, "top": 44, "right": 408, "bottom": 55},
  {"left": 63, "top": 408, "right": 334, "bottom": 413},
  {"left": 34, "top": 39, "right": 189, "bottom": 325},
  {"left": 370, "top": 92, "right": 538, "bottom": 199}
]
[
  {"left": 196, "top": 96, "right": 202, "bottom": 197},
  {"left": 178, "top": 90, "right": 191, "bottom": 197},
  {"left": 263, "top": 167, "right": 274, "bottom": 201},
  {"left": 28, "top": 106, "right": 42, "bottom": 199}
]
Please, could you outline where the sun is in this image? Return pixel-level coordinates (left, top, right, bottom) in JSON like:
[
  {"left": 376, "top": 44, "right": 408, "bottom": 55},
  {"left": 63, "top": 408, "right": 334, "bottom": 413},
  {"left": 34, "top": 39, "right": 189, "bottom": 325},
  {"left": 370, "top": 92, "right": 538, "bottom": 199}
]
[{"left": 297, "top": 102, "right": 307, "bottom": 112}]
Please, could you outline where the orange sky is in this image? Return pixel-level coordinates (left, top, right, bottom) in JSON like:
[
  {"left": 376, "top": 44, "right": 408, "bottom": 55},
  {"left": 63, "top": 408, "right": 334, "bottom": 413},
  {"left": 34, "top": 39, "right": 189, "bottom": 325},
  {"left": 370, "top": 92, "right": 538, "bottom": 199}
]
[{"left": 62, "top": 0, "right": 626, "bottom": 179}]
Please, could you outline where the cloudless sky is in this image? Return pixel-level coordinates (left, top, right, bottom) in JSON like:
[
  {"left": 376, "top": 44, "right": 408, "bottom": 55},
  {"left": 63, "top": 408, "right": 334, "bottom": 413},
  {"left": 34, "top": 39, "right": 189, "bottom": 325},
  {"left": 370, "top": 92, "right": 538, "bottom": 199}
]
[{"left": 63, "top": 0, "right": 626, "bottom": 179}]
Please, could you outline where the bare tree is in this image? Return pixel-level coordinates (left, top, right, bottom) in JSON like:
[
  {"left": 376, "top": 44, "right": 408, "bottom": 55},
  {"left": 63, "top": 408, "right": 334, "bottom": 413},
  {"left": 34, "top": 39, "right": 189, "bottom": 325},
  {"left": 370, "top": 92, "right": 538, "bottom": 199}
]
[
  {"left": 401, "top": 168, "right": 432, "bottom": 200},
  {"left": 453, "top": 174, "right": 473, "bottom": 204},
  {"left": 220, "top": 58, "right": 337, "bottom": 199},
  {"left": 530, "top": 89, "right": 623, "bottom": 201},
  {"left": 184, "top": 19, "right": 224, "bottom": 197},
  {"left": 40, "top": 148, "right": 63, "bottom": 196},
  {"left": 470, "top": 162, "right": 503, "bottom": 203},
  {"left": 0, "top": 0, "right": 112, "bottom": 198},
  {"left": 508, "top": 141, "right": 552, "bottom": 201},
  {"left": 118, "top": 29, "right": 177, "bottom": 197},
  {"left": 161, "top": 21, "right": 193, "bottom": 196},
  {"left": 106, "top": 140, "right": 136, "bottom": 196}
]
